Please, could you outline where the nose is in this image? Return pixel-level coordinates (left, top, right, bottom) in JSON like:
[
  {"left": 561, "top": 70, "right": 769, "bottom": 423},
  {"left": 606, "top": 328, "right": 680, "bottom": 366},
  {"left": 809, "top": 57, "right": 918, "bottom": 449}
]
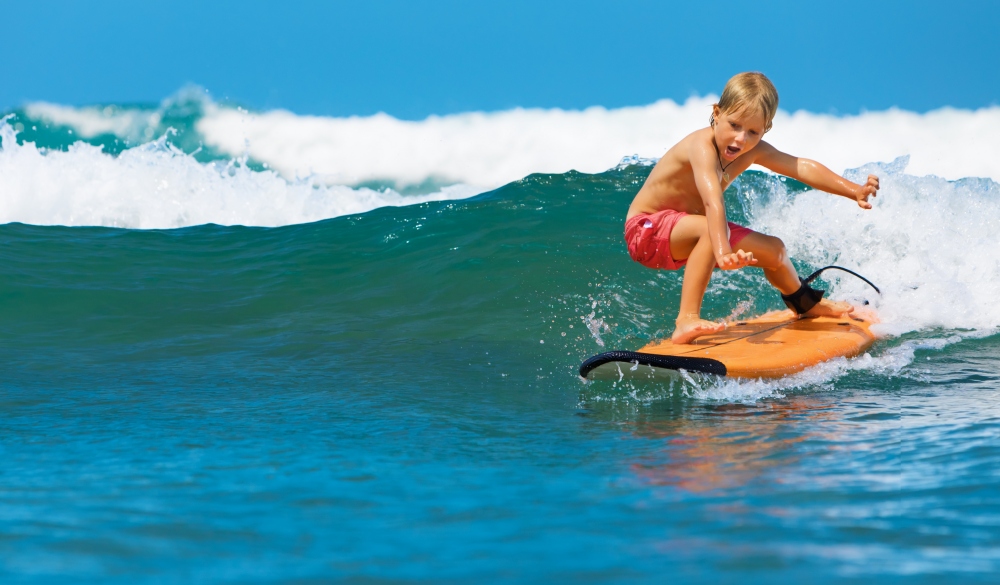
[{"left": 734, "top": 131, "right": 747, "bottom": 145}]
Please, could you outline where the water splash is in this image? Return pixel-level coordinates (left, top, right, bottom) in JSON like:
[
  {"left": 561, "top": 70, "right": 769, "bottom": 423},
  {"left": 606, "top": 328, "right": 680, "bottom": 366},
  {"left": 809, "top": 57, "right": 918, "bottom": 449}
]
[
  {"left": 0, "top": 118, "right": 477, "bottom": 229},
  {"left": 753, "top": 156, "right": 1000, "bottom": 333}
]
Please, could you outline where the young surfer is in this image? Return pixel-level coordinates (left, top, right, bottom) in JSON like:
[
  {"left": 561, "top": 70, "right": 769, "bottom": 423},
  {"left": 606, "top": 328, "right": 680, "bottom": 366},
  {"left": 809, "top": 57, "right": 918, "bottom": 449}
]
[{"left": 626, "top": 72, "right": 880, "bottom": 344}]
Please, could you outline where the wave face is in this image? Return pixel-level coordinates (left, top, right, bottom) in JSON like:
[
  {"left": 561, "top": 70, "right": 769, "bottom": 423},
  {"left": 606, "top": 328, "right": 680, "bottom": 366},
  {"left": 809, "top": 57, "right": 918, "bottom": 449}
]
[{"left": 6, "top": 89, "right": 1000, "bottom": 230}]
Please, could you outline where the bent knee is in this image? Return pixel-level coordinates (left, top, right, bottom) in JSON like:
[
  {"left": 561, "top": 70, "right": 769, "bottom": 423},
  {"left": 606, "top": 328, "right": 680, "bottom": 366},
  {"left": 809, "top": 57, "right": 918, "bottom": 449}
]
[
  {"left": 757, "top": 235, "right": 789, "bottom": 266},
  {"left": 772, "top": 236, "right": 788, "bottom": 259}
]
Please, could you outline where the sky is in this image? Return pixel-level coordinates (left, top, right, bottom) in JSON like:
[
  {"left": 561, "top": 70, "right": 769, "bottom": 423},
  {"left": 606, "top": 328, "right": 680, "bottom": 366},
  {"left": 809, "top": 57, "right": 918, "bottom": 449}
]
[{"left": 3, "top": 0, "right": 998, "bottom": 118}]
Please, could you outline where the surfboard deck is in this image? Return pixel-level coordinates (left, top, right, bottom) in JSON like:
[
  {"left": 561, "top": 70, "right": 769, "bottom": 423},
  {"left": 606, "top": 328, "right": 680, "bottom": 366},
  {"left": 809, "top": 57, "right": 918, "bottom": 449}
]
[{"left": 580, "top": 310, "right": 878, "bottom": 379}]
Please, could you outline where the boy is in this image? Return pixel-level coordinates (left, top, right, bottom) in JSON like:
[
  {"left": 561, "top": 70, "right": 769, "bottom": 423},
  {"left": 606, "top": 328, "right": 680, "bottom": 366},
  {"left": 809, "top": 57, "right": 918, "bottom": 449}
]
[{"left": 626, "top": 72, "right": 880, "bottom": 344}]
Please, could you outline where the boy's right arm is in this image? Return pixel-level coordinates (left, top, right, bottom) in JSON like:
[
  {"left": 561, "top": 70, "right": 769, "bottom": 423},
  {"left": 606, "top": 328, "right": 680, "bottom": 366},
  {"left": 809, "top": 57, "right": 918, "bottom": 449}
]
[{"left": 689, "top": 142, "right": 756, "bottom": 270}]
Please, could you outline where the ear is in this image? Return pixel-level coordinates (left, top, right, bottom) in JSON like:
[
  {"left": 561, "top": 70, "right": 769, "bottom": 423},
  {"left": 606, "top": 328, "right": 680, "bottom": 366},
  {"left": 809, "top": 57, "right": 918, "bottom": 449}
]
[{"left": 710, "top": 104, "right": 721, "bottom": 127}]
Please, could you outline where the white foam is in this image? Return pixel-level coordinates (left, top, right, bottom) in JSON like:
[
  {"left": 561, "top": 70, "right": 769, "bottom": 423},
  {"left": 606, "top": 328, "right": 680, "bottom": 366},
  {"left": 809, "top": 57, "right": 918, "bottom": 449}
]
[
  {"left": 189, "top": 97, "right": 1000, "bottom": 189},
  {"left": 752, "top": 156, "right": 1000, "bottom": 333},
  {"left": 767, "top": 107, "right": 1000, "bottom": 184},
  {"left": 21, "top": 86, "right": 207, "bottom": 144},
  {"left": 23, "top": 102, "right": 161, "bottom": 143},
  {"left": 18, "top": 90, "right": 1000, "bottom": 231},
  {"left": 0, "top": 119, "right": 477, "bottom": 229},
  {"left": 194, "top": 98, "right": 712, "bottom": 189}
]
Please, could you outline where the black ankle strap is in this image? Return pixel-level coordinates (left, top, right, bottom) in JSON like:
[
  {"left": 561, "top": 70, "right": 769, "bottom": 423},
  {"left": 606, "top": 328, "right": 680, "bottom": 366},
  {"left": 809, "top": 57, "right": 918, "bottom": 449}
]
[{"left": 781, "top": 280, "right": 826, "bottom": 314}]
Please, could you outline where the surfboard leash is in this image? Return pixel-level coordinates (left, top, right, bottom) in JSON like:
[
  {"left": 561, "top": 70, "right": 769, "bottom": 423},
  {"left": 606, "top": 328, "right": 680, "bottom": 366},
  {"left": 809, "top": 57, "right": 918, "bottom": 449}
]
[{"left": 802, "top": 265, "right": 881, "bottom": 295}]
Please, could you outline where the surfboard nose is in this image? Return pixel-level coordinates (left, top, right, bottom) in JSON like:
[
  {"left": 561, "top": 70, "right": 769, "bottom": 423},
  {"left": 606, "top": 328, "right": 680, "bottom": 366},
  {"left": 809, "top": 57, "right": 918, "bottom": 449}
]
[{"left": 579, "top": 351, "right": 728, "bottom": 379}]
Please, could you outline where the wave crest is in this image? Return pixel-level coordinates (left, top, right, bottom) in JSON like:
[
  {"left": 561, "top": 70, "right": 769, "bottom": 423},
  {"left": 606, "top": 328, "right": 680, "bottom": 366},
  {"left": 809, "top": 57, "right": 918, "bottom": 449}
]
[{"left": 0, "top": 118, "right": 476, "bottom": 229}]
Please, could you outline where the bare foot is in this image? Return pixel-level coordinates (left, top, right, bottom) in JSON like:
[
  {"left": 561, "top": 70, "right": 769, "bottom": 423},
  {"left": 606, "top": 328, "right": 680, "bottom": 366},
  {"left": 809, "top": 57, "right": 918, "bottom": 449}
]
[
  {"left": 671, "top": 317, "right": 726, "bottom": 344},
  {"left": 803, "top": 298, "right": 854, "bottom": 318}
]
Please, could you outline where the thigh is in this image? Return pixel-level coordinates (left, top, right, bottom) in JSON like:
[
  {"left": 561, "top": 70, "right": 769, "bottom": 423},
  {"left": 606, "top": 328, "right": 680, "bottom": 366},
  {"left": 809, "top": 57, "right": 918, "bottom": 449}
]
[
  {"left": 667, "top": 214, "right": 709, "bottom": 262},
  {"left": 731, "top": 231, "right": 785, "bottom": 268}
]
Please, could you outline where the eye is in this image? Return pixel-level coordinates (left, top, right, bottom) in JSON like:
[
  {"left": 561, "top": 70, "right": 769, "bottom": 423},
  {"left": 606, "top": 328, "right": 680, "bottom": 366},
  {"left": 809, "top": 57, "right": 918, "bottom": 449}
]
[
  {"left": 729, "top": 122, "right": 738, "bottom": 130},
  {"left": 749, "top": 130, "right": 758, "bottom": 136}
]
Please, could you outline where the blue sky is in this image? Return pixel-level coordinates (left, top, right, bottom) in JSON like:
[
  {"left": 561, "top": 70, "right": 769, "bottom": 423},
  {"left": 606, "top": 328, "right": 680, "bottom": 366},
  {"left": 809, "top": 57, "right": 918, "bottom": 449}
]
[{"left": 4, "top": 0, "right": 997, "bottom": 118}]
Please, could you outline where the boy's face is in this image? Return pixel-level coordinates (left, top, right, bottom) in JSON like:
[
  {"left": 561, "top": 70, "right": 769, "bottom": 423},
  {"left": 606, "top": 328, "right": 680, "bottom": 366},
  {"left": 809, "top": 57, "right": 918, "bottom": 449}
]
[{"left": 713, "top": 106, "right": 766, "bottom": 161}]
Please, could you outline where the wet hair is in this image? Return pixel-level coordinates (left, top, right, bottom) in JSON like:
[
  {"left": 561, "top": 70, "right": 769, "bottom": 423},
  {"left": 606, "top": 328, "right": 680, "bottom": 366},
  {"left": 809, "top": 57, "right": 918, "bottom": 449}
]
[{"left": 710, "top": 72, "right": 779, "bottom": 133}]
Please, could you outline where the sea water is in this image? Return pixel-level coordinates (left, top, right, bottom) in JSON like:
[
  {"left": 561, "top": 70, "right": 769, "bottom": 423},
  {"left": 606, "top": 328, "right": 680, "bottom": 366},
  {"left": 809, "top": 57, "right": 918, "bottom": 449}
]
[{"left": 1, "top": 91, "right": 999, "bottom": 583}]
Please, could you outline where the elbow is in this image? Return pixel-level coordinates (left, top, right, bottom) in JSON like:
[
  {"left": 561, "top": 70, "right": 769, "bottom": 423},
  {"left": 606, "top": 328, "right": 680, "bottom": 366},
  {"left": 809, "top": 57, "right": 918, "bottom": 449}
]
[
  {"left": 797, "top": 159, "right": 819, "bottom": 176},
  {"left": 704, "top": 203, "right": 726, "bottom": 219}
]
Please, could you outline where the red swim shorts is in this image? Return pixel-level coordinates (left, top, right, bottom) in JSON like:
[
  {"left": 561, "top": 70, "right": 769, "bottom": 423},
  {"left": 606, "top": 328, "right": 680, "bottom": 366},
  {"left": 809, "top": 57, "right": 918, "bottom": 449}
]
[{"left": 624, "top": 209, "right": 754, "bottom": 270}]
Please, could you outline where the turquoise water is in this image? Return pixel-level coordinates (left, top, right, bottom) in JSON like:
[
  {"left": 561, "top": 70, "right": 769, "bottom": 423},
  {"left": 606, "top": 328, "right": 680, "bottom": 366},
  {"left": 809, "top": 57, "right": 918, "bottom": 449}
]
[{"left": 1, "top": 100, "right": 999, "bottom": 583}]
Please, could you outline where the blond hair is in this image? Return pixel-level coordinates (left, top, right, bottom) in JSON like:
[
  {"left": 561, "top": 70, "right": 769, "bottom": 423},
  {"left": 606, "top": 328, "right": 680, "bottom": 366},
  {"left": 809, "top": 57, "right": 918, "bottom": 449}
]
[{"left": 710, "top": 72, "right": 779, "bottom": 133}]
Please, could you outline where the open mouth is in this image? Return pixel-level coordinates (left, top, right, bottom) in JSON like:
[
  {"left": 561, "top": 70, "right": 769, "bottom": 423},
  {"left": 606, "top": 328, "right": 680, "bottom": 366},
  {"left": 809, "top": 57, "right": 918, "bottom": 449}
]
[{"left": 725, "top": 145, "right": 741, "bottom": 158}]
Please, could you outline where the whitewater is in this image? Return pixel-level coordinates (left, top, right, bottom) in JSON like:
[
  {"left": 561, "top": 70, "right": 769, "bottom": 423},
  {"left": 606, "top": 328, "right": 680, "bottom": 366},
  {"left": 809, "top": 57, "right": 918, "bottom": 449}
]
[{"left": 15, "top": 89, "right": 1000, "bottom": 216}]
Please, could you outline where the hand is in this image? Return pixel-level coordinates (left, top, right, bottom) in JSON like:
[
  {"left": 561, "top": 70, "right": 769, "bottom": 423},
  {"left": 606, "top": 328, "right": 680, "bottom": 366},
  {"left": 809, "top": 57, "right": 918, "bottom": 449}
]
[
  {"left": 717, "top": 249, "right": 758, "bottom": 271},
  {"left": 855, "top": 174, "right": 879, "bottom": 209}
]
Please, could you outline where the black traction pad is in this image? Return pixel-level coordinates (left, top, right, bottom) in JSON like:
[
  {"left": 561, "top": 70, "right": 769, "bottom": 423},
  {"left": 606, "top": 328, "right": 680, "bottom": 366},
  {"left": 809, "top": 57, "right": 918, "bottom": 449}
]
[{"left": 579, "top": 351, "right": 728, "bottom": 378}]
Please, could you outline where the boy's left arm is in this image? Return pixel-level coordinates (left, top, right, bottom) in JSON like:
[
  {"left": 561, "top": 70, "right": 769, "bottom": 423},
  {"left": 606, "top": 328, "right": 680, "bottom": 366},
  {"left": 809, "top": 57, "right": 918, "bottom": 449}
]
[{"left": 753, "top": 141, "right": 880, "bottom": 209}]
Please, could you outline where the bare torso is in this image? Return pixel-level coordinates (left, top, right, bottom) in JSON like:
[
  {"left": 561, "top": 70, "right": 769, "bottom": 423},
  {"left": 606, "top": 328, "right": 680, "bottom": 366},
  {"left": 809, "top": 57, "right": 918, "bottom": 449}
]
[{"left": 626, "top": 127, "right": 757, "bottom": 220}]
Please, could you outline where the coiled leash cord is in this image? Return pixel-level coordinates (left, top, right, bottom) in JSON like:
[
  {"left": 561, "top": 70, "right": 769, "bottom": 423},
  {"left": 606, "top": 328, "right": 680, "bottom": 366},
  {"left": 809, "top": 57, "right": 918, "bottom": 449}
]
[{"left": 802, "top": 265, "right": 881, "bottom": 296}]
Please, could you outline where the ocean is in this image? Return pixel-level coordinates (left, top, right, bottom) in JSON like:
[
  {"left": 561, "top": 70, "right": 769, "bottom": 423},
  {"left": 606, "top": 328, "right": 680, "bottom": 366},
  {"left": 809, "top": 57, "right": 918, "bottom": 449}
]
[{"left": 1, "top": 90, "right": 999, "bottom": 583}]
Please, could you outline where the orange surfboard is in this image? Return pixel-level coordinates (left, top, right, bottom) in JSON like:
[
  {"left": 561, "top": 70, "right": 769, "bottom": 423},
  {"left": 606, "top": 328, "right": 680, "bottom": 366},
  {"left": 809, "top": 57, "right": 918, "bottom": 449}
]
[{"left": 580, "top": 310, "right": 878, "bottom": 379}]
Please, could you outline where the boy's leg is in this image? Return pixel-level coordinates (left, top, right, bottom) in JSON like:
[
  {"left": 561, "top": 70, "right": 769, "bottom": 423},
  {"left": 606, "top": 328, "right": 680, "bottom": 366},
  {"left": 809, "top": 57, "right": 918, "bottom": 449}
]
[
  {"left": 668, "top": 215, "right": 725, "bottom": 344},
  {"left": 734, "top": 231, "right": 852, "bottom": 316}
]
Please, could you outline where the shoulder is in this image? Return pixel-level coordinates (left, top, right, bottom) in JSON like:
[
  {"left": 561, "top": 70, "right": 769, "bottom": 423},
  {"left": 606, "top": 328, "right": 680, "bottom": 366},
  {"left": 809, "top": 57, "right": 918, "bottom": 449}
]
[
  {"left": 684, "top": 127, "right": 717, "bottom": 160},
  {"left": 658, "top": 127, "right": 709, "bottom": 167}
]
